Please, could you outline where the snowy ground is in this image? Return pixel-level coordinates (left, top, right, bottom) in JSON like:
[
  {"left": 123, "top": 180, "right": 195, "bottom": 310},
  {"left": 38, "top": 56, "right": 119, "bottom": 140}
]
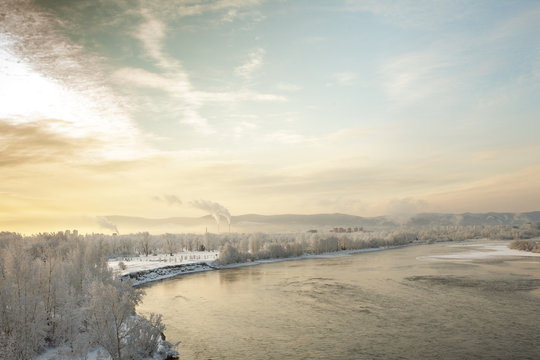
[
  {"left": 418, "top": 241, "right": 540, "bottom": 261},
  {"left": 36, "top": 338, "right": 176, "bottom": 360},
  {"left": 108, "top": 251, "right": 219, "bottom": 276},
  {"left": 36, "top": 346, "right": 111, "bottom": 360}
]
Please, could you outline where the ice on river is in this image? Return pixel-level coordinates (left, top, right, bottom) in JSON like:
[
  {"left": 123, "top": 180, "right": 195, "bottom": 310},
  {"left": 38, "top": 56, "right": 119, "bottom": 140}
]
[{"left": 419, "top": 241, "right": 540, "bottom": 261}]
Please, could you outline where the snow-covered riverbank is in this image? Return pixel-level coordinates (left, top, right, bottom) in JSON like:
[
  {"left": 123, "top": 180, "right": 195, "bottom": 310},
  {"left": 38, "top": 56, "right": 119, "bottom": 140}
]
[
  {"left": 117, "top": 246, "right": 406, "bottom": 287},
  {"left": 115, "top": 240, "right": 540, "bottom": 287},
  {"left": 109, "top": 251, "right": 219, "bottom": 276}
]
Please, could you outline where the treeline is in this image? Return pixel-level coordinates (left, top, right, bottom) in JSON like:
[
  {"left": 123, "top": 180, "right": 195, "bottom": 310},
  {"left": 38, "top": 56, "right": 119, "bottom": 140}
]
[
  {"left": 46, "top": 224, "right": 539, "bottom": 267},
  {"left": 216, "top": 223, "right": 540, "bottom": 265},
  {"left": 91, "top": 231, "right": 222, "bottom": 257},
  {"left": 509, "top": 239, "right": 540, "bottom": 253},
  {"left": 84, "top": 223, "right": 540, "bottom": 262},
  {"left": 0, "top": 231, "right": 174, "bottom": 359}
]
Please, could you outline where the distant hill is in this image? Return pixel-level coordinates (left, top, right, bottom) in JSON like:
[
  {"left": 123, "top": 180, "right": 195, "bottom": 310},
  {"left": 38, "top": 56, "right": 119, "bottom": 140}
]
[
  {"left": 104, "top": 211, "right": 540, "bottom": 234},
  {"left": 408, "top": 211, "right": 540, "bottom": 227}
]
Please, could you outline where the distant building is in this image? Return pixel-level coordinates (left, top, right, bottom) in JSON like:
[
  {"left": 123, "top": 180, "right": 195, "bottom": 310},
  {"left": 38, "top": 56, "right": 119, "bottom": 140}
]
[{"left": 330, "top": 226, "right": 363, "bottom": 233}]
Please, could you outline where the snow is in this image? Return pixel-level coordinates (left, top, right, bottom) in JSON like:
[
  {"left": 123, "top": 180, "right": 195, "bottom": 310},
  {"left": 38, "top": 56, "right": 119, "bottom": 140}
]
[
  {"left": 122, "top": 261, "right": 219, "bottom": 286},
  {"left": 36, "top": 319, "right": 178, "bottom": 360},
  {"left": 108, "top": 251, "right": 219, "bottom": 276},
  {"left": 36, "top": 346, "right": 111, "bottom": 360},
  {"left": 116, "top": 246, "right": 405, "bottom": 287},
  {"left": 418, "top": 241, "right": 540, "bottom": 261}
]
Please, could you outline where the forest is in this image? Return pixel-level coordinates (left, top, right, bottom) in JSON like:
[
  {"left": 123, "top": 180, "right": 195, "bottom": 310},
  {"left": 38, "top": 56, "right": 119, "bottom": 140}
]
[{"left": 0, "top": 231, "right": 175, "bottom": 360}]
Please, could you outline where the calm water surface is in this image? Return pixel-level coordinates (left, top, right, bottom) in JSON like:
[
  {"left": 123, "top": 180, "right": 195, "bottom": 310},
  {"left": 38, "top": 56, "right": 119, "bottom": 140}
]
[{"left": 137, "top": 240, "right": 540, "bottom": 359}]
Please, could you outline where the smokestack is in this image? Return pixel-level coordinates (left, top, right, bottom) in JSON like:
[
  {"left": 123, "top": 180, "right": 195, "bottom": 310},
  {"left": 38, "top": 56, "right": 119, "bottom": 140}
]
[{"left": 190, "top": 199, "right": 231, "bottom": 233}]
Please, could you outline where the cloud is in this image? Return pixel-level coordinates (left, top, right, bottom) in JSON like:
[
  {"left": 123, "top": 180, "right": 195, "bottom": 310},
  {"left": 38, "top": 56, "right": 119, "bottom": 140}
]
[
  {"left": 120, "top": 12, "right": 283, "bottom": 134},
  {"left": 112, "top": 65, "right": 284, "bottom": 134},
  {"left": 154, "top": 195, "right": 183, "bottom": 206},
  {"left": 180, "top": 108, "right": 216, "bottom": 134},
  {"left": 332, "top": 71, "right": 358, "bottom": 85},
  {"left": 0, "top": 0, "right": 144, "bottom": 160},
  {"left": 235, "top": 47, "right": 265, "bottom": 79},
  {"left": 133, "top": 11, "right": 182, "bottom": 70},
  {"left": 380, "top": 51, "right": 456, "bottom": 103},
  {"left": 155, "top": 0, "right": 263, "bottom": 18},
  {"left": 0, "top": 119, "right": 101, "bottom": 167},
  {"left": 221, "top": 8, "right": 238, "bottom": 22},
  {"left": 426, "top": 165, "right": 540, "bottom": 214}
]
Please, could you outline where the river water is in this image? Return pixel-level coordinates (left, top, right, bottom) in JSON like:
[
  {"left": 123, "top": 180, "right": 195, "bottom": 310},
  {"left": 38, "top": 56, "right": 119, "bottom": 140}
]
[{"left": 137, "top": 240, "right": 540, "bottom": 359}]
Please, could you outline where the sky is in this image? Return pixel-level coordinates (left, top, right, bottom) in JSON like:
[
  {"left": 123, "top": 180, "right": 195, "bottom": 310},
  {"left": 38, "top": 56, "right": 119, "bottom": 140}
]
[{"left": 1, "top": 0, "right": 540, "bottom": 234}]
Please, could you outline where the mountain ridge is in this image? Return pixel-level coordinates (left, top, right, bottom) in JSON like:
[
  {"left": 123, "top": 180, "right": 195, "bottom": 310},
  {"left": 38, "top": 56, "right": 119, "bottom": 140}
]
[{"left": 104, "top": 211, "right": 540, "bottom": 233}]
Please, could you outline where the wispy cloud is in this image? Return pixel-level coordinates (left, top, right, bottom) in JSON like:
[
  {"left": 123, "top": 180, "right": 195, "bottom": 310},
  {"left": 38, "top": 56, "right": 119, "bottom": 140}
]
[
  {"left": 332, "top": 71, "right": 358, "bottom": 85},
  {"left": 146, "top": 0, "right": 263, "bottom": 18},
  {"left": 235, "top": 47, "right": 266, "bottom": 80},
  {"left": 180, "top": 108, "right": 216, "bottom": 135},
  {"left": 380, "top": 50, "right": 456, "bottom": 103},
  {"left": 134, "top": 10, "right": 180, "bottom": 70},
  {"left": 118, "top": 19, "right": 283, "bottom": 133}
]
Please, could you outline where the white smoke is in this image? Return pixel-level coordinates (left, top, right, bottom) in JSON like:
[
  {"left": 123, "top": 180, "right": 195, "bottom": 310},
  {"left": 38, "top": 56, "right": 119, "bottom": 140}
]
[
  {"left": 97, "top": 216, "right": 119, "bottom": 234},
  {"left": 190, "top": 200, "right": 231, "bottom": 227},
  {"left": 386, "top": 198, "right": 427, "bottom": 225}
]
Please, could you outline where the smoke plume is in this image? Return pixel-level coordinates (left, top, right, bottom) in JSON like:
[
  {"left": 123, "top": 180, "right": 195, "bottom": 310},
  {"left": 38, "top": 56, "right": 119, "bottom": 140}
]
[
  {"left": 190, "top": 200, "right": 231, "bottom": 226},
  {"left": 386, "top": 198, "right": 427, "bottom": 225},
  {"left": 97, "top": 216, "right": 119, "bottom": 234}
]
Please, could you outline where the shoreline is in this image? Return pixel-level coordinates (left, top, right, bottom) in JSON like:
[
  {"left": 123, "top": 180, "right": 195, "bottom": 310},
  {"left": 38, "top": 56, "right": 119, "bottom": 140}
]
[
  {"left": 123, "top": 244, "right": 410, "bottom": 287},
  {"left": 124, "top": 238, "right": 540, "bottom": 287}
]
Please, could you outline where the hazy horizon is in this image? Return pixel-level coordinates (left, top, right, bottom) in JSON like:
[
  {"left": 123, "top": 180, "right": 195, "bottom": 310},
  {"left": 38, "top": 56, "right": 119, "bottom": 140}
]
[{"left": 2, "top": 0, "right": 540, "bottom": 234}]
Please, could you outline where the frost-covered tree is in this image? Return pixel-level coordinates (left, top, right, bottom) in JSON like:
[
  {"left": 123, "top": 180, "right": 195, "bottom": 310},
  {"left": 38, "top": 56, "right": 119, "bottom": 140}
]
[
  {"left": 137, "top": 232, "right": 152, "bottom": 256},
  {"left": 87, "top": 280, "right": 144, "bottom": 360},
  {"left": 0, "top": 231, "right": 174, "bottom": 359},
  {"left": 163, "top": 234, "right": 178, "bottom": 256}
]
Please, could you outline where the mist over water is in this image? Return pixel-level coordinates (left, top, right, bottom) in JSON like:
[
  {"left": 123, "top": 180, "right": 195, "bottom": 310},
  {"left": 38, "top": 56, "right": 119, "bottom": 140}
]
[{"left": 138, "top": 240, "right": 540, "bottom": 359}]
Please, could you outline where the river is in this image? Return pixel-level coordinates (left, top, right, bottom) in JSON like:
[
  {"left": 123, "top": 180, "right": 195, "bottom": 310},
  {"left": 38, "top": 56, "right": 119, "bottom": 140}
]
[{"left": 137, "top": 240, "right": 540, "bottom": 359}]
